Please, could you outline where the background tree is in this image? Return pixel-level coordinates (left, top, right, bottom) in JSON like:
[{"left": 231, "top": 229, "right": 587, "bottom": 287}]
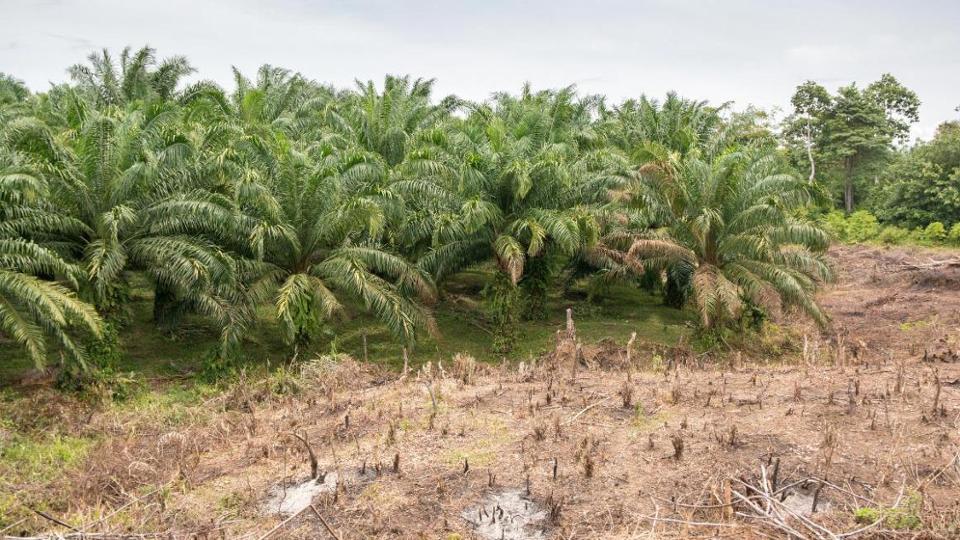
[
  {"left": 870, "top": 121, "right": 960, "bottom": 227},
  {"left": 785, "top": 74, "right": 920, "bottom": 212}
]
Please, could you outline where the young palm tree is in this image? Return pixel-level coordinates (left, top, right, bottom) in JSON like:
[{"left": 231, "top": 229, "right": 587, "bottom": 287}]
[
  {"left": 624, "top": 142, "right": 833, "bottom": 329},
  {"left": 4, "top": 95, "right": 246, "bottom": 345},
  {"left": 240, "top": 144, "right": 436, "bottom": 355},
  {"left": 0, "top": 148, "right": 103, "bottom": 367},
  {"left": 396, "top": 86, "right": 620, "bottom": 349}
]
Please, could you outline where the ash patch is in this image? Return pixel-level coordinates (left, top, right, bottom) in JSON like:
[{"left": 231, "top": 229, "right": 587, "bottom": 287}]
[
  {"left": 461, "top": 489, "right": 548, "bottom": 540},
  {"left": 781, "top": 488, "right": 831, "bottom": 517},
  {"left": 263, "top": 473, "right": 338, "bottom": 515}
]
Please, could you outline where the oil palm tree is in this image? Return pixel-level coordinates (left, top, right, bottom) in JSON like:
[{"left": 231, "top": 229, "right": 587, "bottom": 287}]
[
  {"left": 4, "top": 95, "right": 246, "bottom": 345},
  {"left": 601, "top": 92, "right": 724, "bottom": 162},
  {"left": 180, "top": 69, "right": 440, "bottom": 351},
  {"left": 241, "top": 144, "right": 436, "bottom": 355},
  {"left": 0, "top": 147, "right": 103, "bottom": 367},
  {"left": 623, "top": 141, "right": 832, "bottom": 329},
  {"left": 397, "top": 85, "right": 619, "bottom": 349},
  {"left": 0, "top": 73, "right": 32, "bottom": 126},
  {"left": 329, "top": 76, "right": 456, "bottom": 166},
  {"left": 591, "top": 93, "right": 729, "bottom": 306},
  {"left": 68, "top": 46, "right": 195, "bottom": 107},
  {"left": 305, "top": 75, "right": 460, "bottom": 251}
]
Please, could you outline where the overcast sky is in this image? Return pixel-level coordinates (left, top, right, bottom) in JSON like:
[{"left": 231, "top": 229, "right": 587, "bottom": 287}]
[{"left": 2, "top": 0, "right": 958, "bottom": 140}]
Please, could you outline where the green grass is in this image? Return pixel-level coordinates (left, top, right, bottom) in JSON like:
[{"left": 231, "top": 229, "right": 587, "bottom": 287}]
[
  {"left": 331, "top": 279, "right": 692, "bottom": 369},
  {"left": 0, "top": 434, "right": 94, "bottom": 484},
  {"left": 0, "top": 272, "right": 693, "bottom": 384}
]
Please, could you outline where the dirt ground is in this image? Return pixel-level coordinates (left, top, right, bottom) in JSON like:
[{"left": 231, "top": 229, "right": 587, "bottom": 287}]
[
  {"left": 3, "top": 245, "right": 960, "bottom": 539},
  {"left": 817, "top": 244, "right": 960, "bottom": 360}
]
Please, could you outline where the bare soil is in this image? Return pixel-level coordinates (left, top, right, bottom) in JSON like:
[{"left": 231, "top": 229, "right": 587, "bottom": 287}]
[
  {"left": 817, "top": 244, "right": 960, "bottom": 360},
  {"left": 3, "top": 246, "right": 960, "bottom": 539}
]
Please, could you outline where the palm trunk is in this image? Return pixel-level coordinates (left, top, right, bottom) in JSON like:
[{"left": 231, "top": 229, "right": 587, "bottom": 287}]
[
  {"left": 490, "top": 270, "right": 520, "bottom": 353},
  {"left": 521, "top": 256, "right": 550, "bottom": 321},
  {"left": 663, "top": 265, "right": 689, "bottom": 309},
  {"left": 153, "top": 280, "right": 180, "bottom": 330}
]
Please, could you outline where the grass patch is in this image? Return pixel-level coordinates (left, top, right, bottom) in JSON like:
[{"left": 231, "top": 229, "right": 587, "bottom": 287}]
[
  {"left": 335, "top": 279, "right": 692, "bottom": 370},
  {"left": 0, "top": 433, "right": 95, "bottom": 484},
  {"left": 854, "top": 492, "right": 923, "bottom": 530},
  {"left": 631, "top": 407, "right": 670, "bottom": 433},
  {"left": 0, "top": 272, "right": 693, "bottom": 386}
]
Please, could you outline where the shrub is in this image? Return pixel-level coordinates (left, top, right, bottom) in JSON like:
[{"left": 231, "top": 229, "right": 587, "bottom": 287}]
[
  {"left": 820, "top": 210, "right": 849, "bottom": 241},
  {"left": 54, "top": 323, "right": 142, "bottom": 402},
  {"left": 877, "top": 226, "right": 909, "bottom": 245},
  {"left": 923, "top": 221, "right": 947, "bottom": 243},
  {"left": 845, "top": 211, "right": 881, "bottom": 242},
  {"left": 949, "top": 223, "right": 960, "bottom": 245}
]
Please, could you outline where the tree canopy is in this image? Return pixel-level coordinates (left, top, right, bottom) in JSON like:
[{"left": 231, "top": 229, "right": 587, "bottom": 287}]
[{"left": 784, "top": 74, "right": 920, "bottom": 212}]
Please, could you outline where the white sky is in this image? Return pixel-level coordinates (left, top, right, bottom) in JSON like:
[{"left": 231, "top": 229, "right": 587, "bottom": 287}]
[{"left": 2, "top": 0, "right": 958, "bottom": 140}]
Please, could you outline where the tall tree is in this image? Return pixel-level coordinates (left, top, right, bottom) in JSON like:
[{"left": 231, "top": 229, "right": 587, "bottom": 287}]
[
  {"left": 870, "top": 121, "right": 960, "bottom": 227},
  {"left": 786, "top": 74, "right": 919, "bottom": 212}
]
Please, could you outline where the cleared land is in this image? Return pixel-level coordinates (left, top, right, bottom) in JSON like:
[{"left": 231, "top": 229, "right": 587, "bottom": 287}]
[{"left": 2, "top": 246, "right": 960, "bottom": 539}]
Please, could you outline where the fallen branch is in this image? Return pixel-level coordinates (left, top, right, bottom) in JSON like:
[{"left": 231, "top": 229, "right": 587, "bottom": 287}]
[
  {"left": 257, "top": 504, "right": 313, "bottom": 540},
  {"left": 28, "top": 508, "right": 78, "bottom": 533},
  {"left": 893, "top": 258, "right": 960, "bottom": 271},
  {"left": 562, "top": 396, "right": 613, "bottom": 425},
  {"left": 309, "top": 505, "right": 342, "bottom": 540},
  {"left": 636, "top": 514, "right": 738, "bottom": 528}
]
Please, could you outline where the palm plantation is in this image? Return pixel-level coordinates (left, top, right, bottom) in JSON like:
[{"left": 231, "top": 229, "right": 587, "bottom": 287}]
[{"left": 0, "top": 46, "right": 835, "bottom": 372}]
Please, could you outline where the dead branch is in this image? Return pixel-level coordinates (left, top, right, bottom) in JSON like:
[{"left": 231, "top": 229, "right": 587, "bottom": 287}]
[
  {"left": 562, "top": 396, "right": 613, "bottom": 425},
  {"left": 309, "top": 505, "right": 342, "bottom": 540},
  {"left": 291, "top": 431, "right": 320, "bottom": 480}
]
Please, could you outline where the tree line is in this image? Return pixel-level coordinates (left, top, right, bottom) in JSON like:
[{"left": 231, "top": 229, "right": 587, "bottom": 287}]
[{"left": 3, "top": 45, "right": 944, "bottom": 372}]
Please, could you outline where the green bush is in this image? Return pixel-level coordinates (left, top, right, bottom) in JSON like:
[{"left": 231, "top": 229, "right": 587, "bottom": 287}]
[
  {"left": 877, "top": 225, "right": 909, "bottom": 245},
  {"left": 53, "top": 323, "right": 143, "bottom": 402},
  {"left": 820, "top": 210, "right": 849, "bottom": 241},
  {"left": 845, "top": 211, "right": 881, "bottom": 242},
  {"left": 949, "top": 223, "right": 960, "bottom": 245},
  {"left": 853, "top": 491, "right": 923, "bottom": 530},
  {"left": 923, "top": 221, "right": 947, "bottom": 243},
  {"left": 818, "top": 209, "right": 956, "bottom": 247}
]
